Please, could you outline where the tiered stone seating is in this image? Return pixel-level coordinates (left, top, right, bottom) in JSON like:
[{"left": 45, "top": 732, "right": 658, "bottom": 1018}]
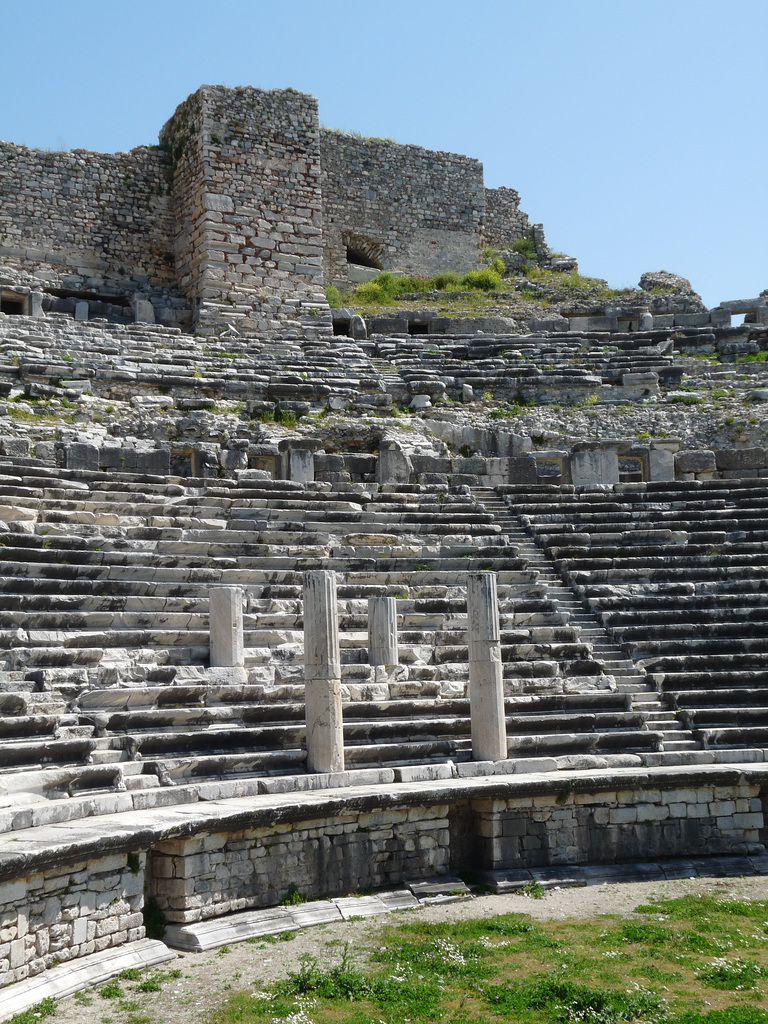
[
  {"left": 499, "top": 479, "right": 768, "bottom": 755},
  {"left": 0, "top": 316, "right": 380, "bottom": 407},
  {"left": 0, "top": 447, "right": 660, "bottom": 808},
  {"left": 375, "top": 330, "right": 684, "bottom": 402}
]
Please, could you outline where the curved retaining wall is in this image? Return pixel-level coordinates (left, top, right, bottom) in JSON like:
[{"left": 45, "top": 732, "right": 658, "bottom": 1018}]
[{"left": 1, "top": 765, "right": 766, "bottom": 988}]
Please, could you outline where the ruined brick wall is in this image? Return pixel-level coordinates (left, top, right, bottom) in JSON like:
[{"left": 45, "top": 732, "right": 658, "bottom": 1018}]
[
  {"left": 320, "top": 131, "right": 485, "bottom": 288},
  {"left": 0, "top": 142, "right": 188, "bottom": 325},
  {"left": 160, "top": 86, "right": 326, "bottom": 333},
  {"left": 484, "top": 186, "right": 531, "bottom": 248}
]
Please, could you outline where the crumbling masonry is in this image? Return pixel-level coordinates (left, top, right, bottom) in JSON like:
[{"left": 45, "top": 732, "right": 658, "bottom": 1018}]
[{"left": 0, "top": 85, "right": 537, "bottom": 334}]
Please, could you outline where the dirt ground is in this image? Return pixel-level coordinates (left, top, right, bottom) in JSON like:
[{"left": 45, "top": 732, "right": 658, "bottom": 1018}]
[{"left": 48, "top": 874, "right": 768, "bottom": 1024}]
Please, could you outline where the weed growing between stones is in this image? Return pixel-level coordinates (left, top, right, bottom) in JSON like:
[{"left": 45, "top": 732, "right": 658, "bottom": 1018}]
[{"left": 204, "top": 899, "right": 768, "bottom": 1024}]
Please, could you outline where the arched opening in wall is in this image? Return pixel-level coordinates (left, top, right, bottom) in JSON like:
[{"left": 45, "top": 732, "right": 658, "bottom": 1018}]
[
  {"left": 342, "top": 232, "right": 384, "bottom": 270},
  {"left": 0, "top": 293, "right": 25, "bottom": 315}
]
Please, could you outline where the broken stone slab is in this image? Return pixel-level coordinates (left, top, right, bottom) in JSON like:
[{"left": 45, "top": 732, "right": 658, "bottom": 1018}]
[
  {"left": 332, "top": 895, "right": 394, "bottom": 920},
  {"left": 165, "top": 907, "right": 296, "bottom": 950},
  {"left": 407, "top": 878, "right": 470, "bottom": 899},
  {"left": 0, "top": 939, "right": 174, "bottom": 1022}
]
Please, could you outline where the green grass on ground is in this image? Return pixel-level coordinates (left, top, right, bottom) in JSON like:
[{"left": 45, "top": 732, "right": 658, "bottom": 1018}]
[{"left": 206, "top": 895, "right": 768, "bottom": 1024}]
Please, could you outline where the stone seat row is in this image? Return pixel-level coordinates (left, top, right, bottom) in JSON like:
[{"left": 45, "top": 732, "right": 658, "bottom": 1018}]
[
  {"left": 0, "top": 692, "right": 658, "bottom": 793},
  {"left": 496, "top": 480, "right": 768, "bottom": 751}
]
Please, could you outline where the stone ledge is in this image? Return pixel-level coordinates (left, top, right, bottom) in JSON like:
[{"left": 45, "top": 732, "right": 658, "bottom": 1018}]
[
  {"left": 2, "top": 763, "right": 768, "bottom": 881},
  {"left": 1, "top": 765, "right": 767, "bottom": 876},
  {"left": 0, "top": 938, "right": 174, "bottom": 1023}
]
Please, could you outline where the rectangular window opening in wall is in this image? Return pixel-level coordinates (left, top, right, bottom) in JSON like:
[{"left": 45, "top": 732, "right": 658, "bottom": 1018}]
[
  {"left": 0, "top": 295, "right": 25, "bottom": 315},
  {"left": 408, "top": 321, "right": 430, "bottom": 336},
  {"left": 617, "top": 318, "right": 638, "bottom": 333},
  {"left": 332, "top": 319, "right": 351, "bottom": 337}
]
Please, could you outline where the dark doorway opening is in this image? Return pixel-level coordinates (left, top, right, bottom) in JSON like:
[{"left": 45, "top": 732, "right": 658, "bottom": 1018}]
[
  {"left": 408, "top": 321, "right": 429, "bottom": 336},
  {"left": 332, "top": 319, "right": 351, "bottom": 336},
  {"left": 0, "top": 297, "right": 24, "bottom": 315}
]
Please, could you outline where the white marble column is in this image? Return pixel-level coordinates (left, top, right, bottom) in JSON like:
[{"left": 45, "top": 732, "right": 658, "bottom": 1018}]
[
  {"left": 368, "top": 597, "right": 399, "bottom": 667},
  {"left": 303, "top": 571, "right": 344, "bottom": 773},
  {"left": 467, "top": 572, "right": 507, "bottom": 761},
  {"left": 209, "top": 586, "right": 244, "bottom": 667}
]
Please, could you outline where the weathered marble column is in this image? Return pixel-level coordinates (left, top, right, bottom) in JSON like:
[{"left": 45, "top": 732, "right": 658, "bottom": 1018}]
[
  {"left": 303, "top": 571, "right": 344, "bottom": 773},
  {"left": 368, "top": 597, "right": 399, "bottom": 667},
  {"left": 467, "top": 572, "right": 507, "bottom": 761},
  {"left": 209, "top": 586, "right": 244, "bottom": 667}
]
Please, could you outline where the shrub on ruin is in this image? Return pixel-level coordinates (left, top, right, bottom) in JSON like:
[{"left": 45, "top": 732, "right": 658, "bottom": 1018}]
[
  {"left": 461, "top": 268, "right": 502, "bottom": 291},
  {"left": 433, "top": 271, "right": 464, "bottom": 290},
  {"left": 511, "top": 235, "right": 537, "bottom": 259},
  {"left": 354, "top": 281, "right": 386, "bottom": 303}
]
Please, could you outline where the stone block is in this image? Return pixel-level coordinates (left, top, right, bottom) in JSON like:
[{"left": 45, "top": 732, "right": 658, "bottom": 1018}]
[
  {"left": 55, "top": 441, "right": 99, "bottom": 472},
  {"left": 203, "top": 192, "right": 235, "bottom": 213},
  {"left": 571, "top": 447, "right": 619, "bottom": 487},
  {"left": 715, "top": 447, "right": 766, "bottom": 471},
  {"left": 675, "top": 449, "right": 716, "bottom": 474},
  {"left": 674, "top": 313, "right": 710, "bottom": 327},
  {"left": 649, "top": 445, "right": 675, "bottom": 481}
]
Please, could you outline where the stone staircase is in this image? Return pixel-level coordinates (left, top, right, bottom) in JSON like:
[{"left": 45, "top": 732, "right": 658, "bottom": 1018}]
[{"left": 473, "top": 485, "right": 699, "bottom": 758}]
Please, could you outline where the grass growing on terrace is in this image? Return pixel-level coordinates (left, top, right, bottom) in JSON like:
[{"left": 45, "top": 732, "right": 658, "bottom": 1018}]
[
  {"left": 207, "top": 896, "right": 768, "bottom": 1024},
  {"left": 350, "top": 268, "right": 504, "bottom": 305}
]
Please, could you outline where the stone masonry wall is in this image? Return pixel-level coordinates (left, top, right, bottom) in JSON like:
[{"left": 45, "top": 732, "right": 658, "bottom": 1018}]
[
  {"left": 484, "top": 186, "right": 531, "bottom": 248},
  {"left": 0, "top": 142, "right": 189, "bottom": 326},
  {"left": 0, "top": 852, "right": 144, "bottom": 988},
  {"left": 149, "top": 804, "right": 450, "bottom": 924},
  {"left": 160, "top": 86, "right": 326, "bottom": 334},
  {"left": 473, "top": 779, "right": 764, "bottom": 868},
  {"left": 320, "top": 131, "right": 485, "bottom": 288}
]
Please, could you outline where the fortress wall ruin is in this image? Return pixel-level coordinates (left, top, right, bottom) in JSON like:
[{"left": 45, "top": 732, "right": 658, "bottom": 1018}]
[
  {"left": 320, "top": 130, "right": 486, "bottom": 287},
  {"left": 0, "top": 141, "right": 187, "bottom": 323},
  {"left": 160, "top": 86, "right": 326, "bottom": 333},
  {"left": 483, "top": 185, "right": 531, "bottom": 248},
  {"left": 0, "top": 84, "right": 542, "bottom": 330}
]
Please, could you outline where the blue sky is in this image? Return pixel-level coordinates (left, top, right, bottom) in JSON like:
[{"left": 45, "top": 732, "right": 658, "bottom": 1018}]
[{"left": 2, "top": 0, "right": 765, "bottom": 308}]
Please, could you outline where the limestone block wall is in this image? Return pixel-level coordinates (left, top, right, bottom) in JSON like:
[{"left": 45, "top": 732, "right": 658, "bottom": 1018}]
[
  {"left": 320, "top": 131, "right": 485, "bottom": 287},
  {"left": 148, "top": 804, "right": 450, "bottom": 924},
  {"left": 473, "top": 778, "right": 764, "bottom": 867},
  {"left": 484, "top": 186, "right": 531, "bottom": 248},
  {"left": 0, "top": 142, "right": 188, "bottom": 324},
  {"left": 0, "top": 853, "right": 144, "bottom": 987},
  {"left": 160, "top": 86, "right": 326, "bottom": 333}
]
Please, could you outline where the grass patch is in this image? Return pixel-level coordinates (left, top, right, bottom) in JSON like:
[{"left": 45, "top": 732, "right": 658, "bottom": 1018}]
[
  {"left": 7, "top": 1000, "right": 57, "bottom": 1024},
  {"left": 208, "top": 898, "right": 768, "bottom": 1024},
  {"left": 350, "top": 267, "right": 503, "bottom": 305},
  {"left": 671, "top": 394, "right": 703, "bottom": 405}
]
